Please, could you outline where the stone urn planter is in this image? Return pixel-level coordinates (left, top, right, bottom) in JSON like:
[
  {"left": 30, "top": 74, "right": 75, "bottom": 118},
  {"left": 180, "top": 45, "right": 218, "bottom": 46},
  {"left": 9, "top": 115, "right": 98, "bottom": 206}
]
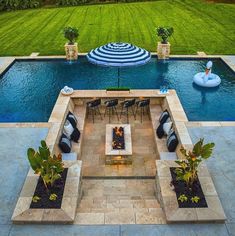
[
  {"left": 63, "top": 26, "right": 79, "bottom": 61},
  {"left": 157, "top": 42, "right": 171, "bottom": 59},
  {"left": 156, "top": 26, "right": 173, "bottom": 59},
  {"left": 65, "top": 43, "right": 78, "bottom": 61}
]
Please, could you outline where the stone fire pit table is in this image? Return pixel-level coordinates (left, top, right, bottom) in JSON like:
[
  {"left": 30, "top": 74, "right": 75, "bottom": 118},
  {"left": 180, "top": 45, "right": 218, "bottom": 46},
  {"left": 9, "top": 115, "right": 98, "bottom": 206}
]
[{"left": 105, "top": 124, "right": 132, "bottom": 164}]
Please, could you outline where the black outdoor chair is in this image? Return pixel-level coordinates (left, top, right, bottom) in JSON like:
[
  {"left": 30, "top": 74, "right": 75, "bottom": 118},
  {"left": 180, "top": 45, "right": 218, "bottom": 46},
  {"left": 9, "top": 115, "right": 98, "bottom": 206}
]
[
  {"left": 135, "top": 98, "right": 150, "bottom": 123},
  {"left": 86, "top": 98, "right": 102, "bottom": 123},
  {"left": 104, "top": 99, "right": 119, "bottom": 123},
  {"left": 120, "top": 98, "right": 136, "bottom": 123}
]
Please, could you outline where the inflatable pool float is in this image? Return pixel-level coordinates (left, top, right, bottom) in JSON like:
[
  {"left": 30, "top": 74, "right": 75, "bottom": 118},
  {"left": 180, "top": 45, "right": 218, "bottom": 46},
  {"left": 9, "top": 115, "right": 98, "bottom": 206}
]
[
  {"left": 193, "top": 61, "right": 221, "bottom": 88},
  {"left": 61, "top": 86, "right": 74, "bottom": 95}
]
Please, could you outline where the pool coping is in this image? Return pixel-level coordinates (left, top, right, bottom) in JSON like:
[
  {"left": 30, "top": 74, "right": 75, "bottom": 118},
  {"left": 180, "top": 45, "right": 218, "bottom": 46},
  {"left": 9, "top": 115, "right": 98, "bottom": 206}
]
[{"left": 0, "top": 54, "right": 235, "bottom": 129}]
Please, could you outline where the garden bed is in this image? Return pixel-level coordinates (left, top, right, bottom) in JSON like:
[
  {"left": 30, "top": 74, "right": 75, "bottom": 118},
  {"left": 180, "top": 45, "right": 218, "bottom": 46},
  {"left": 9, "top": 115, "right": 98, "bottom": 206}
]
[
  {"left": 30, "top": 168, "right": 68, "bottom": 209},
  {"left": 12, "top": 161, "right": 82, "bottom": 224},
  {"left": 170, "top": 167, "right": 207, "bottom": 208},
  {"left": 155, "top": 160, "right": 226, "bottom": 223}
]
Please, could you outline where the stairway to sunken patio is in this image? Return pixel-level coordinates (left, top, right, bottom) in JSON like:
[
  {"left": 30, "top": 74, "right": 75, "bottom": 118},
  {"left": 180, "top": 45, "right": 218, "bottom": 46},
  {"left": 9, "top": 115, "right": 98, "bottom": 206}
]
[
  {"left": 75, "top": 104, "right": 166, "bottom": 224},
  {"left": 75, "top": 179, "right": 166, "bottom": 224}
]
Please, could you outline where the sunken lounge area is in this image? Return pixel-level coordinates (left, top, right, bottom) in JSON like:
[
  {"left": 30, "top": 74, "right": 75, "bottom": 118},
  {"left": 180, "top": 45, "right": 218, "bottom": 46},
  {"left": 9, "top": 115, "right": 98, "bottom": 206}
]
[{"left": 12, "top": 90, "right": 226, "bottom": 225}]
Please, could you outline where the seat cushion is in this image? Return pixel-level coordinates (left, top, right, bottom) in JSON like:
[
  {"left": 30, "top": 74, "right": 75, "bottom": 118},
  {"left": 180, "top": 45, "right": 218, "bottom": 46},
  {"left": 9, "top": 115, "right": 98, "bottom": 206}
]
[
  {"left": 70, "top": 128, "right": 81, "bottom": 143},
  {"left": 159, "top": 110, "right": 170, "bottom": 124},
  {"left": 163, "top": 121, "right": 172, "bottom": 135},
  {"left": 67, "top": 111, "right": 77, "bottom": 128},
  {"left": 105, "top": 99, "right": 118, "bottom": 107},
  {"left": 63, "top": 120, "right": 74, "bottom": 138},
  {"left": 156, "top": 123, "right": 164, "bottom": 138},
  {"left": 166, "top": 131, "right": 179, "bottom": 152},
  {"left": 59, "top": 134, "right": 72, "bottom": 153}
]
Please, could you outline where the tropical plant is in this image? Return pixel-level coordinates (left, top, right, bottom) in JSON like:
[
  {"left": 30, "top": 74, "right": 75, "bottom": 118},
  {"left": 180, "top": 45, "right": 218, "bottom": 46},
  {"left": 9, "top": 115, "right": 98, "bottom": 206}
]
[
  {"left": 175, "top": 138, "right": 215, "bottom": 187},
  {"left": 49, "top": 193, "right": 58, "bottom": 201},
  {"left": 32, "top": 195, "right": 41, "bottom": 203},
  {"left": 156, "top": 26, "right": 174, "bottom": 44},
  {"left": 191, "top": 196, "right": 200, "bottom": 203},
  {"left": 27, "top": 140, "right": 64, "bottom": 189},
  {"left": 63, "top": 26, "right": 79, "bottom": 45},
  {"left": 178, "top": 194, "right": 188, "bottom": 203}
]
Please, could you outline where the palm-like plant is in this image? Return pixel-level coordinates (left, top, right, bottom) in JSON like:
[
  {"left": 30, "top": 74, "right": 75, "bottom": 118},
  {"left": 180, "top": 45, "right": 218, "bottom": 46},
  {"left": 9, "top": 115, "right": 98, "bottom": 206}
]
[
  {"left": 63, "top": 26, "right": 79, "bottom": 45},
  {"left": 175, "top": 139, "right": 215, "bottom": 187},
  {"left": 27, "top": 140, "right": 64, "bottom": 189},
  {"left": 156, "top": 26, "right": 174, "bottom": 44}
]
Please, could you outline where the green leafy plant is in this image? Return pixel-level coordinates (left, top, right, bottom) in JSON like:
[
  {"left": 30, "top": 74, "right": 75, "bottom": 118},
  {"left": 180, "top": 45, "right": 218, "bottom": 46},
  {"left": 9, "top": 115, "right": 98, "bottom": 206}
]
[
  {"left": 178, "top": 194, "right": 188, "bottom": 203},
  {"left": 49, "top": 193, "right": 58, "bottom": 201},
  {"left": 156, "top": 26, "right": 174, "bottom": 44},
  {"left": 27, "top": 140, "right": 64, "bottom": 189},
  {"left": 32, "top": 195, "right": 41, "bottom": 203},
  {"left": 191, "top": 196, "right": 200, "bottom": 203},
  {"left": 63, "top": 27, "right": 79, "bottom": 45},
  {"left": 175, "top": 138, "right": 215, "bottom": 187}
]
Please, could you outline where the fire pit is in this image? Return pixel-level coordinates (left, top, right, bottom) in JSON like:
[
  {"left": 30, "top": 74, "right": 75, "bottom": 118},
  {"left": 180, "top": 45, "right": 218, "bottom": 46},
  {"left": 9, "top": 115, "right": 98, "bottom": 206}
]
[
  {"left": 105, "top": 124, "right": 132, "bottom": 165},
  {"left": 112, "top": 127, "right": 125, "bottom": 150}
]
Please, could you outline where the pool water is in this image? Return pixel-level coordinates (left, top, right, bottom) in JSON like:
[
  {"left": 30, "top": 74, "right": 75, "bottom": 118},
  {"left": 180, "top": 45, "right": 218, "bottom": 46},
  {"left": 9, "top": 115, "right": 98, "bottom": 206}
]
[{"left": 0, "top": 57, "right": 234, "bottom": 122}]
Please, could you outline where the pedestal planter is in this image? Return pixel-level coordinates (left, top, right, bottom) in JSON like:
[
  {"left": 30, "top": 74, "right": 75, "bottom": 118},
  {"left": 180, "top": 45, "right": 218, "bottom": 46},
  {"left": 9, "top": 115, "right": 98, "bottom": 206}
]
[
  {"left": 65, "top": 43, "right": 78, "bottom": 60},
  {"left": 157, "top": 42, "right": 170, "bottom": 59},
  {"left": 12, "top": 160, "right": 82, "bottom": 224},
  {"left": 155, "top": 160, "right": 226, "bottom": 223}
]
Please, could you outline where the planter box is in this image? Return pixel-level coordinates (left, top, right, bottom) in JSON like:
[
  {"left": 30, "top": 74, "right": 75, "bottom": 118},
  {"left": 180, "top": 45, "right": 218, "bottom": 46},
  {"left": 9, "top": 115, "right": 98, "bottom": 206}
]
[
  {"left": 65, "top": 43, "right": 78, "bottom": 60},
  {"left": 157, "top": 42, "right": 170, "bottom": 59},
  {"left": 155, "top": 160, "right": 226, "bottom": 223},
  {"left": 12, "top": 160, "right": 82, "bottom": 224}
]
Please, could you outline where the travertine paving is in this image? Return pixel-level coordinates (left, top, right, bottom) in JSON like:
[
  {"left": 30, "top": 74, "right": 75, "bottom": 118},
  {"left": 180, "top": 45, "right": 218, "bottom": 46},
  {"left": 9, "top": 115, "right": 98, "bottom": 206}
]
[
  {"left": 81, "top": 106, "right": 158, "bottom": 177},
  {"left": 76, "top": 105, "right": 166, "bottom": 224},
  {"left": 76, "top": 179, "right": 165, "bottom": 225}
]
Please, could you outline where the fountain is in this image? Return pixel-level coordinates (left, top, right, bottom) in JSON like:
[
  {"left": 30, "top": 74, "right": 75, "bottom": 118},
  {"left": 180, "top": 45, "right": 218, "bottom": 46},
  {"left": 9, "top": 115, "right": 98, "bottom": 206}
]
[{"left": 193, "top": 61, "right": 221, "bottom": 87}]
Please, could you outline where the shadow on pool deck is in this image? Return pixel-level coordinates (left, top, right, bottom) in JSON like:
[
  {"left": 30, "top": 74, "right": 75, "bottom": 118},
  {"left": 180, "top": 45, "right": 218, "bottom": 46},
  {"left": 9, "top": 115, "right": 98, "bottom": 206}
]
[{"left": 0, "top": 126, "right": 235, "bottom": 236}]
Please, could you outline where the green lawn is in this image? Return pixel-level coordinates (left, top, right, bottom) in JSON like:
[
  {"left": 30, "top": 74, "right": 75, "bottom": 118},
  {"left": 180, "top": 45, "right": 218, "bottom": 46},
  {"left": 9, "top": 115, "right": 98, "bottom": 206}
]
[{"left": 0, "top": 0, "right": 234, "bottom": 56}]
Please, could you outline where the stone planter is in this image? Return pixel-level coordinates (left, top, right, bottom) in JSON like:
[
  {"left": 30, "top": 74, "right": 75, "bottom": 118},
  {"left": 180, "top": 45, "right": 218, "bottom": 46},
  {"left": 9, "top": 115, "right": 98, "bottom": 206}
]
[
  {"left": 65, "top": 43, "right": 78, "bottom": 60},
  {"left": 12, "top": 160, "right": 82, "bottom": 224},
  {"left": 157, "top": 42, "right": 170, "bottom": 59},
  {"left": 155, "top": 160, "right": 226, "bottom": 223}
]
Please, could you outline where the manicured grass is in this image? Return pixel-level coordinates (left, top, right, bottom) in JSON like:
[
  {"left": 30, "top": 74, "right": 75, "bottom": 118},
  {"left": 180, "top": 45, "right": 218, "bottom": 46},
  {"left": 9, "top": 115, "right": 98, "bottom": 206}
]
[{"left": 0, "top": 0, "right": 234, "bottom": 55}]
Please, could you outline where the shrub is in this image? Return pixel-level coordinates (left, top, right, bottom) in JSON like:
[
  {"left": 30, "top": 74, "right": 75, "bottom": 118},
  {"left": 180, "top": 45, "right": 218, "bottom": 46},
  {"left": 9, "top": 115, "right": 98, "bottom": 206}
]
[
  {"left": 63, "top": 26, "right": 79, "bottom": 44},
  {"left": 27, "top": 140, "right": 64, "bottom": 189},
  {"left": 0, "top": 0, "right": 41, "bottom": 11},
  {"left": 156, "top": 26, "right": 174, "bottom": 44},
  {"left": 175, "top": 138, "right": 215, "bottom": 187}
]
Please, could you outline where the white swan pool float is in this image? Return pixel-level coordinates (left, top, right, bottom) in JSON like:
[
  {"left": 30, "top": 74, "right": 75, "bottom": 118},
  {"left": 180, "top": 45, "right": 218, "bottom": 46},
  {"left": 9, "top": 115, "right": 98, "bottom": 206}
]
[{"left": 193, "top": 61, "right": 221, "bottom": 88}]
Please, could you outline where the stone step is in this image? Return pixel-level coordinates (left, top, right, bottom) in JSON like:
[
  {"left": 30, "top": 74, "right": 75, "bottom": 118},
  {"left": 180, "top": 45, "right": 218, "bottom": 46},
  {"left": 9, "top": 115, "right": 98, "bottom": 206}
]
[
  {"left": 74, "top": 210, "right": 166, "bottom": 224},
  {"left": 78, "top": 199, "right": 160, "bottom": 210}
]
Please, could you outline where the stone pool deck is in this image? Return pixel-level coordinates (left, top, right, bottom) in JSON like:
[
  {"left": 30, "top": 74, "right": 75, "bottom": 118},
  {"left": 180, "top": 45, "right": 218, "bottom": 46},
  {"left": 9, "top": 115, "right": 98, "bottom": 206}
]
[{"left": 0, "top": 126, "right": 235, "bottom": 235}]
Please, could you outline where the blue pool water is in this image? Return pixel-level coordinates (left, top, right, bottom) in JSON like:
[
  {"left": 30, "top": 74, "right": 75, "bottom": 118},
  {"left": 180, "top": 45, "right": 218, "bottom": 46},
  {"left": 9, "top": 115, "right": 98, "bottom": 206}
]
[{"left": 0, "top": 57, "right": 234, "bottom": 122}]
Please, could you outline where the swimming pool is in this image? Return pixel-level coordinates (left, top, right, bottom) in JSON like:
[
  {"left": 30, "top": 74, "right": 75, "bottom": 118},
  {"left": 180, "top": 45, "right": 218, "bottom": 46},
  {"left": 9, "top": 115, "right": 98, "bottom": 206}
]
[{"left": 0, "top": 57, "right": 234, "bottom": 122}]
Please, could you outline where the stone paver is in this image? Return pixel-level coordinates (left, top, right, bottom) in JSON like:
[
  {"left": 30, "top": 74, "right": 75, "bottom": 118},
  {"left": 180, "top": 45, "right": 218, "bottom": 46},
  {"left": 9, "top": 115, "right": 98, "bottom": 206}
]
[
  {"left": 81, "top": 106, "right": 157, "bottom": 177},
  {"left": 76, "top": 179, "right": 162, "bottom": 224},
  {"left": 0, "top": 116, "right": 235, "bottom": 235}
]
